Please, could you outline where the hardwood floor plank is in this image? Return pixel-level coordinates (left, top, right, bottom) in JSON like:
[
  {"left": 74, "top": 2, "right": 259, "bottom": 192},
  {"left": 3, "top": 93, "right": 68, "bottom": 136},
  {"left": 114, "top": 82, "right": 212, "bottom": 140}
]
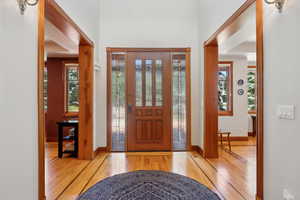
[
  {"left": 46, "top": 158, "right": 90, "bottom": 200},
  {"left": 45, "top": 140, "right": 256, "bottom": 200},
  {"left": 57, "top": 153, "right": 108, "bottom": 200},
  {"left": 191, "top": 152, "right": 247, "bottom": 200}
]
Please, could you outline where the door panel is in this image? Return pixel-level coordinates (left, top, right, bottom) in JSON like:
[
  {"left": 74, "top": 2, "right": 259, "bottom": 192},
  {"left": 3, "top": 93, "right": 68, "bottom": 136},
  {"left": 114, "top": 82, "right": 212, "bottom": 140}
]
[{"left": 127, "top": 52, "right": 172, "bottom": 151}]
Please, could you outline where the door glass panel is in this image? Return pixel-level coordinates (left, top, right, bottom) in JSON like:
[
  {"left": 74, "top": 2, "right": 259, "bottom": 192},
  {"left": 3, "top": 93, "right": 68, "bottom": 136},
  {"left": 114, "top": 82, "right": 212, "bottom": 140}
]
[
  {"left": 156, "top": 60, "right": 163, "bottom": 106},
  {"left": 135, "top": 59, "right": 143, "bottom": 106},
  {"left": 172, "top": 54, "right": 187, "bottom": 151},
  {"left": 145, "top": 60, "right": 153, "bottom": 106},
  {"left": 111, "top": 53, "right": 126, "bottom": 152}
]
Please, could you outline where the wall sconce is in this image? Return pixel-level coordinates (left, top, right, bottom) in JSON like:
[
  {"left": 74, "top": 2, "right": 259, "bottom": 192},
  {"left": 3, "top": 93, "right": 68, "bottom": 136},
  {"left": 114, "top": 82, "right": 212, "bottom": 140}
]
[
  {"left": 264, "top": 0, "right": 286, "bottom": 13},
  {"left": 17, "top": 0, "right": 39, "bottom": 15}
]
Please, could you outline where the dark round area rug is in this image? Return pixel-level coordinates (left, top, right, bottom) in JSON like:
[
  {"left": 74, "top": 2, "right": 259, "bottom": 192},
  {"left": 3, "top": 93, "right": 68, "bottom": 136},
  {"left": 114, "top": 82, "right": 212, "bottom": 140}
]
[{"left": 78, "top": 170, "right": 221, "bottom": 200}]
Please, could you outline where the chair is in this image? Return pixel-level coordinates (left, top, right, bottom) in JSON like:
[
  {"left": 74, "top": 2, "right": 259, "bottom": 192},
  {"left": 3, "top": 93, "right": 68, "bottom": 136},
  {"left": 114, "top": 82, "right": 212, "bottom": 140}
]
[{"left": 218, "top": 131, "right": 232, "bottom": 151}]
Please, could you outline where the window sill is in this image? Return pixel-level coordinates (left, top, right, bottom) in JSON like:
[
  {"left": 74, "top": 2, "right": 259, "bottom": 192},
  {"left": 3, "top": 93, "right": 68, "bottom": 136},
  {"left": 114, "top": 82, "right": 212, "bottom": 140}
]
[
  {"left": 248, "top": 110, "right": 257, "bottom": 115},
  {"left": 218, "top": 111, "right": 233, "bottom": 116},
  {"left": 64, "top": 112, "right": 79, "bottom": 118}
]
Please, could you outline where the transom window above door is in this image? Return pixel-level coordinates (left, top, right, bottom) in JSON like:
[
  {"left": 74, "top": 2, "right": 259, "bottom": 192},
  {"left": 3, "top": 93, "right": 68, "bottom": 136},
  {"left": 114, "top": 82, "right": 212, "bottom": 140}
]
[{"left": 218, "top": 61, "right": 233, "bottom": 116}]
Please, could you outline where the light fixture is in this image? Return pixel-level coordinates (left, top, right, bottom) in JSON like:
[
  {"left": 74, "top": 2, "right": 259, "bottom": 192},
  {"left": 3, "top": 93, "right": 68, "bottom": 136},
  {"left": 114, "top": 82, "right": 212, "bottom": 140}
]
[
  {"left": 264, "top": 0, "right": 286, "bottom": 13},
  {"left": 17, "top": 0, "right": 39, "bottom": 15}
]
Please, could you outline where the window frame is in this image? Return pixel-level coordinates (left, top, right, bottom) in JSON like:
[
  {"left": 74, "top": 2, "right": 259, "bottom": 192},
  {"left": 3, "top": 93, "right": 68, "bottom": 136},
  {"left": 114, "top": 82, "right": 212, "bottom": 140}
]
[
  {"left": 218, "top": 61, "right": 233, "bottom": 116},
  {"left": 247, "top": 65, "right": 257, "bottom": 114},
  {"left": 64, "top": 61, "right": 80, "bottom": 116}
]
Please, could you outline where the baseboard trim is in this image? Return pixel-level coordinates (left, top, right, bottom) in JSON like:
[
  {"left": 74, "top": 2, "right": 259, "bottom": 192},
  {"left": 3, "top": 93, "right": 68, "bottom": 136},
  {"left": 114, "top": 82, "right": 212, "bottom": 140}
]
[
  {"left": 218, "top": 136, "right": 249, "bottom": 141},
  {"left": 94, "top": 147, "right": 108, "bottom": 157},
  {"left": 230, "top": 136, "right": 249, "bottom": 141},
  {"left": 191, "top": 145, "right": 204, "bottom": 157},
  {"left": 256, "top": 195, "right": 262, "bottom": 200},
  {"left": 46, "top": 137, "right": 57, "bottom": 142},
  {"left": 248, "top": 132, "right": 254, "bottom": 137}
]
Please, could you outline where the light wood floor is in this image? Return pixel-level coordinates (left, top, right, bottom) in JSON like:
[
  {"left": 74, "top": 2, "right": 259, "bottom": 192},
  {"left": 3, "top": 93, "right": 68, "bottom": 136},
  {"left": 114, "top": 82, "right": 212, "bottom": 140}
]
[{"left": 46, "top": 138, "right": 256, "bottom": 200}]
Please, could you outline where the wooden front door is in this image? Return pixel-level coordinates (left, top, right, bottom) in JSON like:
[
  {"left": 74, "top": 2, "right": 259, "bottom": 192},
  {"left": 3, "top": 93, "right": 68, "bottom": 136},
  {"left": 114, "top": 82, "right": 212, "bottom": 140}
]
[{"left": 127, "top": 52, "right": 172, "bottom": 151}]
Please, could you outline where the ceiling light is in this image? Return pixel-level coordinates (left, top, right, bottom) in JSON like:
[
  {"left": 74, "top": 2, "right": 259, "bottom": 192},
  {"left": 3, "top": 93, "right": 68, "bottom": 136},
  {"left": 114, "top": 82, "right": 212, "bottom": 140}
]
[
  {"left": 17, "top": 0, "right": 39, "bottom": 15},
  {"left": 264, "top": 0, "right": 286, "bottom": 13}
]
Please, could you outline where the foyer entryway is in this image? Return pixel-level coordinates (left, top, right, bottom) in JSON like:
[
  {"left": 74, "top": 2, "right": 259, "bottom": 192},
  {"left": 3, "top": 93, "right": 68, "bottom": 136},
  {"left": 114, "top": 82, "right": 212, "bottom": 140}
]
[{"left": 107, "top": 48, "right": 191, "bottom": 152}]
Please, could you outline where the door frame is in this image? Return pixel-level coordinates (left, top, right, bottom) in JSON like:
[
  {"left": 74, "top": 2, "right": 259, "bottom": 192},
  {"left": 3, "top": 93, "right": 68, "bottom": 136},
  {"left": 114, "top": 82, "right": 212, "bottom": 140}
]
[
  {"left": 203, "top": 0, "right": 264, "bottom": 199},
  {"left": 106, "top": 48, "right": 191, "bottom": 152},
  {"left": 38, "top": 0, "right": 94, "bottom": 199}
]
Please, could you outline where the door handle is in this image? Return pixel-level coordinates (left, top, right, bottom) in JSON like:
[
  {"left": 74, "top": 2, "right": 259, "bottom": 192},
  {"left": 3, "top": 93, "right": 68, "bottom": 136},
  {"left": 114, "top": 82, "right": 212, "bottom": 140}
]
[{"left": 128, "top": 104, "right": 133, "bottom": 113}]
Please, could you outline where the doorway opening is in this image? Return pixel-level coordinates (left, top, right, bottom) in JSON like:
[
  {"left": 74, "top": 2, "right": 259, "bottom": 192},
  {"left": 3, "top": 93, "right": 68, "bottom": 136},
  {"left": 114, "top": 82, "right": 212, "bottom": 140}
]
[
  {"left": 203, "top": 0, "right": 264, "bottom": 199},
  {"left": 38, "top": 0, "right": 95, "bottom": 199},
  {"left": 107, "top": 48, "right": 191, "bottom": 152}
]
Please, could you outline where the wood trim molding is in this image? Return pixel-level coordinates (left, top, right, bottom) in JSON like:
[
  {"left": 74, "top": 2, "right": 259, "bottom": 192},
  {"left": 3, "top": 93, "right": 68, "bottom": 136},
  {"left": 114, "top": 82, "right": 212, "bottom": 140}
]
[
  {"left": 256, "top": 0, "right": 264, "bottom": 198},
  {"left": 94, "top": 147, "right": 108, "bottom": 157},
  {"left": 185, "top": 52, "right": 192, "bottom": 151},
  {"left": 191, "top": 146, "right": 204, "bottom": 157},
  {"left": 256, "top": 196, "right": 262, "bottom": 200},
  {"left": 248, "top": 132, "right": 255, "bottom": 137},
  {"left": 203, "top": 45, "right": 219, "bottom": 158},
  {"left": 78, "top": 45, "right": 94, "bottom": 160},
  {"left": 231, "top": 136, "right": 249, "bottom": 141},
  {"left": 248, "top": 110, "right": 257, "bottom": 114},
  {"left": 218, "top": 136, "right": 249, "bottom": 141},
  {"left": 248, "top": 65, "right": 257, "bottom": 69},
  {"left": 38, "top": 0, "right": 46, "bottom": 200},
  {"left": 106, "top": 51, "right": 112, "bottom": 152},
  {"left": 45, "top": 0, "right": 93, "bottom": 46},
  {"left": 107, "top": 48, "right": 191, "bottom": 53},
  {"left": 205, "top": 0, "right": 256, "bottom": 45}
]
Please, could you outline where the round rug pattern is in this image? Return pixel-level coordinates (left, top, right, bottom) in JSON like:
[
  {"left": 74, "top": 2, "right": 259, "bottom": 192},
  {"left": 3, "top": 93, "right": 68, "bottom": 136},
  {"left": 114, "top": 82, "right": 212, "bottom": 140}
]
[{"left": 78, "top": 170, "right": 221, "bottom": 200}]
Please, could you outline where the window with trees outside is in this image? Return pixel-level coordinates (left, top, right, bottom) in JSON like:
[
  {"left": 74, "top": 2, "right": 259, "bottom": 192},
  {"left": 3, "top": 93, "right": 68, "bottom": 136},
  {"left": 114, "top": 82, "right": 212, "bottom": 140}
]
[
  {"left": 65, "top": 63, "right": 80, "bottom": 113},
  {"left": 247, "top": 66, "right": 256, "bottom": 113},
  {"left": 218, "top": 62, "right": 233, "bottom": 116}
]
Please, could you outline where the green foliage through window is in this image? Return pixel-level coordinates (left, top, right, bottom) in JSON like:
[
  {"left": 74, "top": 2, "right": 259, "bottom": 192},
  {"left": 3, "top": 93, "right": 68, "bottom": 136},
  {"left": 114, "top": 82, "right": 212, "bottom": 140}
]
[
  {"left": 247, "top": 69, "right": 256, "bottom": 111},
  {"left": 66, "top": 64, "right": 79, "bottom": 113},
  {"left": 218, "top": 62, "right": 232, "bottom": 114}
]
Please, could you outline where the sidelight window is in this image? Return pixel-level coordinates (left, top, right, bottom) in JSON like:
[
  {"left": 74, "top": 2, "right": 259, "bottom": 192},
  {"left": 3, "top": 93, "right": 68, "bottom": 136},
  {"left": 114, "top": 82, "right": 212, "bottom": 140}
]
[
  {"left": 111, "top": 54, "right": 126, "bottom": 151},
  {"left": 172, "top": 54, "right": 187, "bottom": 151}
]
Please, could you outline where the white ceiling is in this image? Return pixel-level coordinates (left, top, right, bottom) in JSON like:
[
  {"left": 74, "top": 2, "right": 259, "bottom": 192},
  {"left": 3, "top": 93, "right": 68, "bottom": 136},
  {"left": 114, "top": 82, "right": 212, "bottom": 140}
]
[
  {"left": 219, "top": 3, "right": 256, "bottom": 61},
  {"left": 45, "top": 19, "right": 78, "bottom": 58}
]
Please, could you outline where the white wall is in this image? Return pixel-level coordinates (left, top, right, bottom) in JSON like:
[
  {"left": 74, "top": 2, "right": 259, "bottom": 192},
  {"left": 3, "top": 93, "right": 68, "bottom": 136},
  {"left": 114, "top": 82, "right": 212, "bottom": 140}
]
[
  {"left": 219, "top": 55, "right": 248, "bottom": 137},
  {"left": 0, "top": 1, "right": 38, "bottom": 199},
  {"left": 55, "top": 0, "right": 100, "bottom": 60},
  {"left": 264, "top": 0, "right": 300, "bottom": 198},
  {"left": 0, "top": 2, "right": 101, "bottom": 199},
  {"left": 96, "top": 0, "right": 202, "bottom": 147},
  {"left": 198, "top": 0, "right": 249, "bottom": 148}
]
